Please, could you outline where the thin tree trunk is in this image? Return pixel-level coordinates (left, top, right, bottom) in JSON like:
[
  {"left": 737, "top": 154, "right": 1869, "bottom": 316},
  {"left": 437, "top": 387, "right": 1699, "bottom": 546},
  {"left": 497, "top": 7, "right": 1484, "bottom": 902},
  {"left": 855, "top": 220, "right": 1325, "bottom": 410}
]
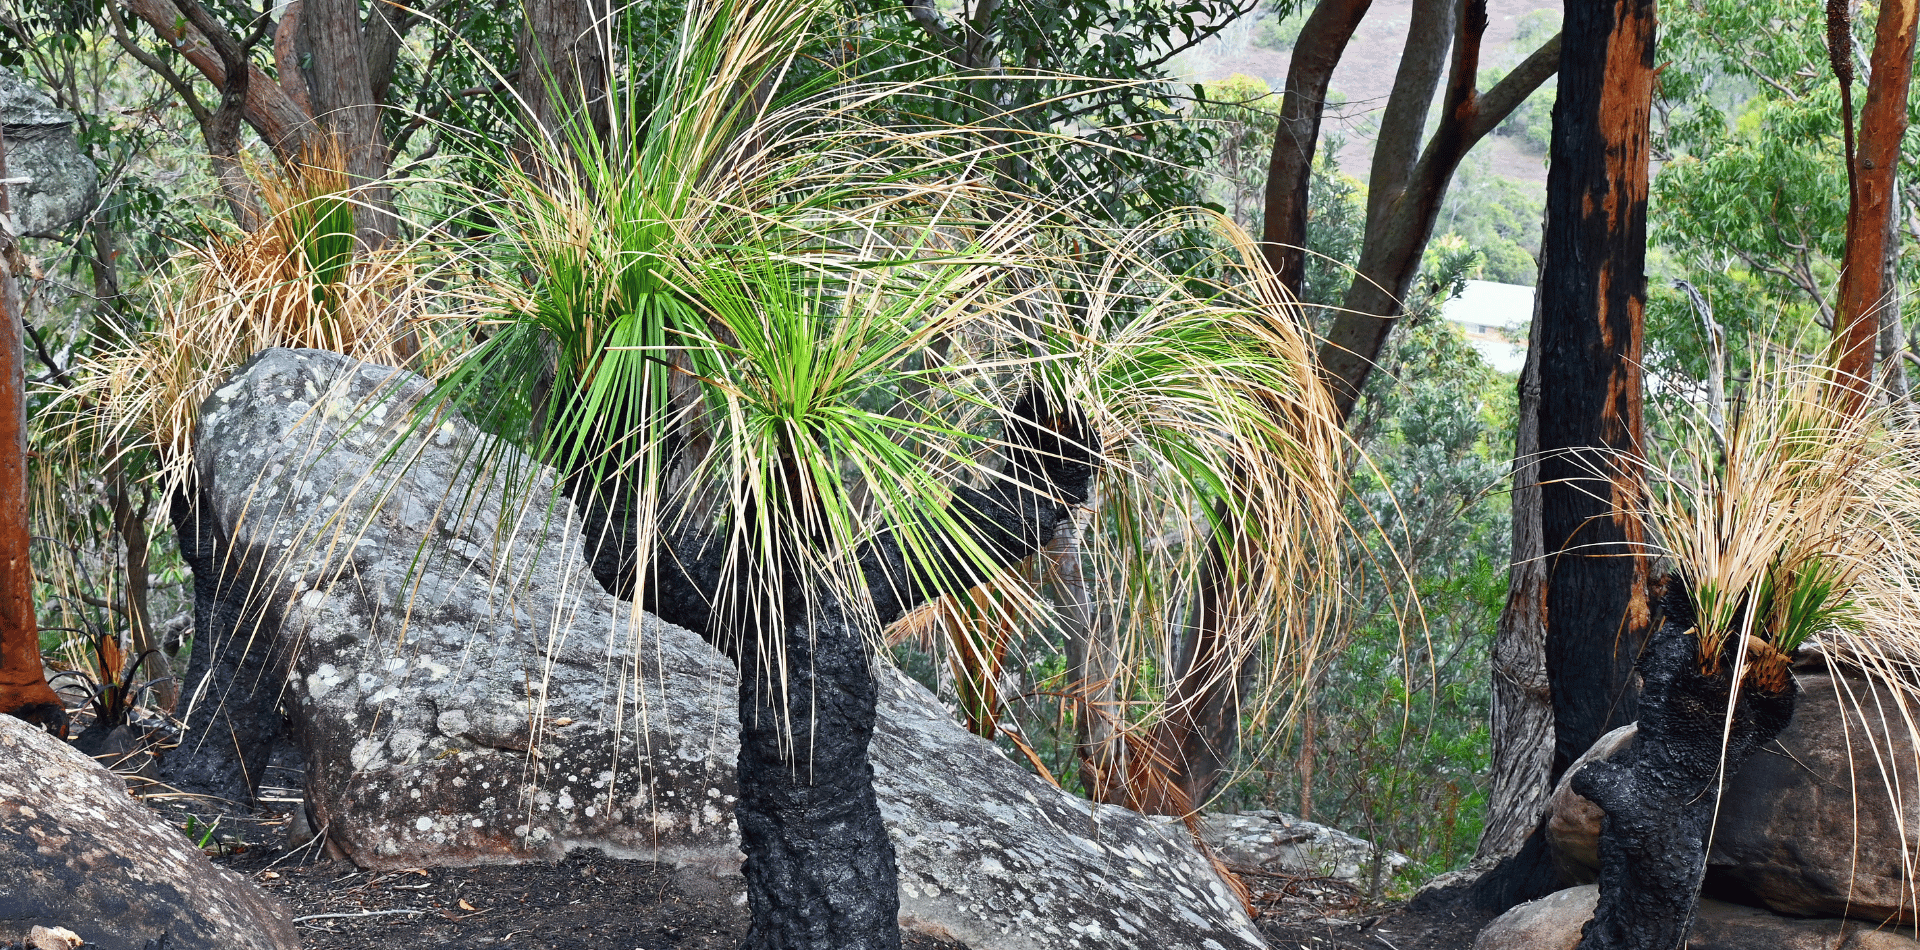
[
  {"left": 1465, "top": 256, "right": 1566, "bottom": 914},
  {"left": 1141, "top": 516, "right": 1253, "bottom": 814},
  {"left": 1054, "top": 515, "right": 1123, "bottom": 801},
  {"left": 1536, "top": 0, "right": 1657, "bottom": 783},
  {"left": 1879, "top": 242, "right": 1910, "bottom": 401},
  {"left": 1365, "top": 0, "right": 1459, "bottom": 235},
  {"left": 1831, "top": 0, "right": 1919, "bottom": 408},
  {"left": 1261, "top": 0, "right": 1374, "bottom": 295},
  {"left": 106, "top": 454, "right": 172, "bottom": 711},
  {"left": 1478, "top": 281, "right": 1554, "bottom": 860},
  {"left": 0, "top": 130, "right": 63, "bottom": 732},
  {"left": 1297, "top": 706, "right": 1316, "bottom": 820},
  {"left": 304, "top": 0, "right": 395, "bottom": 244},
  {"left": 173, "top": 0, "right": 263, "bottom": 229}
]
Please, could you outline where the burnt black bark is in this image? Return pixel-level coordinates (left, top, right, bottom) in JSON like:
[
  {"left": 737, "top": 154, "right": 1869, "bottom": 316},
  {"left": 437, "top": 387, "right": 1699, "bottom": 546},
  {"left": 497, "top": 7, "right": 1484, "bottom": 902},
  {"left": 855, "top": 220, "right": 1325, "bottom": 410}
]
[
  {"left": 1572, "top": 594, "right": 1796, "bottom": 950},
  {"left": 731, "top": 592, "right": 898, "bottom": 950},
  {"left": 575, "top": 389, "right": 1096, "bottom": 950},
  {"left": 161, "top": 481, "right": 293, "bottom": 806},
  {"left": 1536, "top": 0, "right": 1659, "bottom": 783}
]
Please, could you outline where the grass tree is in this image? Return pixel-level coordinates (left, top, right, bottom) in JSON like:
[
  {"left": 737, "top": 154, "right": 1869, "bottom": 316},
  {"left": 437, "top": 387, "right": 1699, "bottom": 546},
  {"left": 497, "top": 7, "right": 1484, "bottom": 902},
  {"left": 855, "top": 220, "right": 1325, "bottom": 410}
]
[
  {"left": 51, "top": 1, "right": 1351, "bottom": 944},
  {"left": 58, "top": 146, "right": 457, "bottom": 801},
  {"left": 1576, "top": 364, "right": 1920, "bottom": 950},
  {"left": 424, "top": 1, "right": 1350, "bottom": 946}
]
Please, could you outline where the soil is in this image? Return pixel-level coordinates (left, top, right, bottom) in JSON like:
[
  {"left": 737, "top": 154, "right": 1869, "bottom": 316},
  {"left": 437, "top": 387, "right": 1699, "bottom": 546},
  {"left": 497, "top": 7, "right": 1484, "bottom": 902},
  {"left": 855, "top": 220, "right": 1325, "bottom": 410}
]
[
  {"left": 209, "top": 845, "right": 964, "bottom": 950},
  {"left": 195, "top": 834, "right": 1496, "bottom": 950},
  {"left": 1249, "top": 874, "right": 1498, "bottom": 950},
  {"left": 131, "top": 764, "right": 1497, "bottom": 950}
]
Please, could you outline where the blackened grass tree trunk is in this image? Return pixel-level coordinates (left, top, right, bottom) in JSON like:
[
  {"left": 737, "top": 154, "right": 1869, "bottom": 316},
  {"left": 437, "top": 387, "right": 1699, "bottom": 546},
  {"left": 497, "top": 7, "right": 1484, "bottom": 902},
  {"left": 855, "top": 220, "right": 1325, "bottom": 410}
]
[
  {"left": 161, "top": 480, "right": 295, "bottom": 805},
  {"left": 571, "top": 389, "right": 1098, "bottom": 950},
  {"left": 1573, "top": 589, "right": 1796, "bottom": 950}
]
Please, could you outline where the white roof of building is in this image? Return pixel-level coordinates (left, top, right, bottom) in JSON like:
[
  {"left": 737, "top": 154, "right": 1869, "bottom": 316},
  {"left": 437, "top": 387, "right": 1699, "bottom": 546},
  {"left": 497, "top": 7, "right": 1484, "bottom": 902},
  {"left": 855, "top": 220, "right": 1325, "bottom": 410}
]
[{"left": 1441, "top": 280, "right": 1533, "bottom": 374}]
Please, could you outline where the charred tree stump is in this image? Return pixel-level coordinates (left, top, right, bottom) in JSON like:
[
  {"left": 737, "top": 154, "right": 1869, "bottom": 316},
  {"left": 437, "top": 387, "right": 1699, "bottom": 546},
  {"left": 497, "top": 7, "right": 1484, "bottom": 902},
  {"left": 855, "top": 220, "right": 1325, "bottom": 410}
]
[
  {"left": 733, "top": 594, "right": 900, "bottom": 950},
  {"left": 161, "top": 481, "right": 293, "bottom": 806},
  {"left": 1572, "top": 597, "right": 1796, "bottom": 950},
  {"left": 579, "top": 389, "right": 1095, "bottom": 950}
]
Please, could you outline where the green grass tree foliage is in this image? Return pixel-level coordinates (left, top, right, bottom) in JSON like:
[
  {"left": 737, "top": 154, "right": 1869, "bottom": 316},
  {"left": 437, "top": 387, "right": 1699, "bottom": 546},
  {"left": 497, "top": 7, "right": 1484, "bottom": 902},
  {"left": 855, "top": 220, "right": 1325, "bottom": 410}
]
[{"left": 416, "top": 1, "right": 1353, "bottom": 944}]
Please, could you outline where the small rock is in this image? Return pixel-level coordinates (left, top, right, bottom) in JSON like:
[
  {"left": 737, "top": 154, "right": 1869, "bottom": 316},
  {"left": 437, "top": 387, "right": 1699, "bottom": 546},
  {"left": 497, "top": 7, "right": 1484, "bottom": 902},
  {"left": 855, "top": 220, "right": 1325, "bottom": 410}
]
[
  {"left": 1187, "top": 810, "right": 1411, "bottom": 886},
  {"left": 0, "top": 716, "right": 297, "bottom": 950},
  {"left": 26, "top": 927, "right": 80, "bottom": 950},
  {"left": 0, "top": 68, "right": 95, "bottom": 234},
  {"left": 1544, "top": 723, "right": 1633, "bottom": 884}
]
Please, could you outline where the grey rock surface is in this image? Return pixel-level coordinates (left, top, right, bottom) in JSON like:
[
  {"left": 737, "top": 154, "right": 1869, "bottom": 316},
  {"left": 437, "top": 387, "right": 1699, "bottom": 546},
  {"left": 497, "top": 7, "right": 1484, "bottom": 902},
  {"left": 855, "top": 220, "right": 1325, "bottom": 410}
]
[
  {"left": 1472, "top": 885, "right": 1920, "bottom": 950},
  {"left": 1547, "top": 667, "right": 1920, "bottom": 924},
  {"left": 0, "top": 68, "right": 94, "bottom": 235},
  {"left": 193, "top": 347, "right": 1267, "bottom": 950},
  {"left": 0, "top": 715, "right": 297, "bottom": 950},
  {"left": 1179, "top": 811, "right": 1410, "bottom": 887}
]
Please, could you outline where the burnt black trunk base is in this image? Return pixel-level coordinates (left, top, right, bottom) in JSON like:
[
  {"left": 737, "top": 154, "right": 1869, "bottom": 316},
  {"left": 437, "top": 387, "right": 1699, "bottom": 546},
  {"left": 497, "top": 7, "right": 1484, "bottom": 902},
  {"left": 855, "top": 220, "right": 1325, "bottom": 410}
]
[
  {"left": 159, "top": 483, "right": 290, "bottom": 806},
  {"left": 570, "top": 387, "right": 1094, "bottom": 950},
  {"left": 1572, "top": 614, "right": 1795, "bottom": 950},
  {"left": 735, "top": 596, "right": 900, "bottom": 950}
]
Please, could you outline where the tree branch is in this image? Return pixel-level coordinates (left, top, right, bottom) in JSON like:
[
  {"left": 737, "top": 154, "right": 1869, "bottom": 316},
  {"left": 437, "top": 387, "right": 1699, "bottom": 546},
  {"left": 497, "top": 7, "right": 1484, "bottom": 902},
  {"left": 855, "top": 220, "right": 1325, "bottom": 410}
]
[
  {"left": 1137, "top": 0, "right": 1261, "bottom": 72},
  {"left": 121, "top": 0, "right": 313, "bottom": 157},
  {"left": 1464, "top": 31, "right": 1561, "bottom": 142},
  {"left": 108, "top": 4, "right": 211, "bottom": 127},
  {"left": 1262, "top": 0, "right": 1375, "bottom": 295},
  {"left": 1319, "top": 0, "right": 1512, "bottom": 419},
  {"left": 903, "top": 0, "right": 965, "bottom": 65}
]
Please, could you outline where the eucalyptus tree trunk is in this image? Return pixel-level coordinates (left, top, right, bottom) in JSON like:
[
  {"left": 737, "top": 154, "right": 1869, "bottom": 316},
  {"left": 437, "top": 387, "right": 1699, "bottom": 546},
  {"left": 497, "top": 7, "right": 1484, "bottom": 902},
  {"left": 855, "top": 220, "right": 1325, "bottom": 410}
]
[
  {"left": 1466, "top": 0, "right": 1659, "bottom": 912},
  {"left": 302, "top": 0, "right": 397, "bottom": 244},
  {"left": 0, "top": 166, "right": 62, "bottom": 732},
  {"left": 1829, "top": 0, "right": 1919, "bottom": 408},
  {"left": 1535, "top": 0, "right": 1658, "bottom": 784},
  {"left": 1467, "top": 272, "right": 1564, "bottom": 910},
  {"left": 515, "top": 0, "right": 612, "bottom": 148}
]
